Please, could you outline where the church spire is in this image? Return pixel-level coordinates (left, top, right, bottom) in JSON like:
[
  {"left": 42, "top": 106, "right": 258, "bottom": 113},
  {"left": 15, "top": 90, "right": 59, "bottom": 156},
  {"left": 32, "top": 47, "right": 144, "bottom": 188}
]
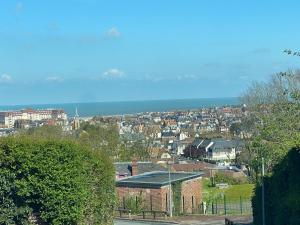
[
  {"left": 72, "top": 107, "right": 80, "bottom": 130},
  {"left": 75, "top": 107, "right": 79, "bottom": 118}
]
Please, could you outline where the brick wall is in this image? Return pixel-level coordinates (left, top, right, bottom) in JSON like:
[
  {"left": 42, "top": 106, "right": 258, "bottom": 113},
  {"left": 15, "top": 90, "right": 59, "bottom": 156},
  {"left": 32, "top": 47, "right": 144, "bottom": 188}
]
[
  {"left": 116, "top": 177, "right": 202, "bottom": 213},
  {"left": 116, "top": 187, "right": 170, "bottom": 211},
  {"left": 181, "top": 177, "right": 202, "bottom": 213}
]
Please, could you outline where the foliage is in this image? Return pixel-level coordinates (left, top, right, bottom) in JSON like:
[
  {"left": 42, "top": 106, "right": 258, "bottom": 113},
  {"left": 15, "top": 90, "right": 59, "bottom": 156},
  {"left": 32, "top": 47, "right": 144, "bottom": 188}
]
[
  {"left": 229, "top": 122, "right": 242, "bottom": 136},
  {"left": 0, "top": 167, "right": 31, "bottom": 225},
  {"left": 214, "top": 172, "right": 246, "bottom": 185},
  {"left": 172, "top": 181, "right": 182, "bottom": 215},
  {"left": 0, "top": 137, "right": 115, "bottom": 225},
  {"left": 24, "top": 121, "right": 152, "bottom": 162},
  {"left": 118, "top": 139, "right": 150, "bottom": 161},
  {"left": 123, "top": 194, "right": 144, "bottom": 214},
  {"left": 242, "top": 52, "right": 300, "bottom": 224},
  {"left": 241, "top": 69, "right": 300, "bottom": 180},
  {"left": 25, "top": 125, "right": 64, "bottom": 140},
  {"left": 78, "top": 122, "right": 120, "bottom": 158},
  {"left": 252, "top": 148, "right": 300, "bottom": 225}
]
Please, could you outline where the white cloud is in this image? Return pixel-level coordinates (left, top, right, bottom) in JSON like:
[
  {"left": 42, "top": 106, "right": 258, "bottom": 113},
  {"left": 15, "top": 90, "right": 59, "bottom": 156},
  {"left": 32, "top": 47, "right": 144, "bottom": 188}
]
[
  {"left": 0, "top": 74, "right": 12, "bottom": 83},
  {"left": 103, "top": 68, "right": 124, "bottom": 79},
  {"left": 46, "top": 76, "right": 63, "bottom": 82},
  {"left": 105, "top": 27, "right": 121, "bottom": 38}
]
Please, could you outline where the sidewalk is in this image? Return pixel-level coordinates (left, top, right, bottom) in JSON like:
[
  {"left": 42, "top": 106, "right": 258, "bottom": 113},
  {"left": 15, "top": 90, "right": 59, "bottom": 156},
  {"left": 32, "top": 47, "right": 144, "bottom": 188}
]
[{"left": 115, "top": 215, "right": 252, "bottom": 225}]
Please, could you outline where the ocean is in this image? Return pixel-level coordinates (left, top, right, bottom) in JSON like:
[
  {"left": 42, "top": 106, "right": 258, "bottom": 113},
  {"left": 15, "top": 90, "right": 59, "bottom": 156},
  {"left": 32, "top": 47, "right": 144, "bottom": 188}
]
[{"left": 0, "top": 97, "right": 240, "bottom": 117}]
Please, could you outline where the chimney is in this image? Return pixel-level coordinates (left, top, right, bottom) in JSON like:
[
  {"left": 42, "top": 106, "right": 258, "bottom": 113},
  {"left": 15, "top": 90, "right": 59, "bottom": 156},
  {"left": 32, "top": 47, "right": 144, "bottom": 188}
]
[{"left": 131, "top": 159, "right": 138, "bottom": 176}]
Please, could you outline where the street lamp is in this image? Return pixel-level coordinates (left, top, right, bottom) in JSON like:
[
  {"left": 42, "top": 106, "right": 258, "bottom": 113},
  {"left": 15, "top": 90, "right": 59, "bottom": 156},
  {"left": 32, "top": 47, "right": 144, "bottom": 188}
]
[
  {"left": 262, "top": 157, "right": 265, "bottom": 225},
  {"left": 168, "top": 160, "right": 173, "bottom": 217}
]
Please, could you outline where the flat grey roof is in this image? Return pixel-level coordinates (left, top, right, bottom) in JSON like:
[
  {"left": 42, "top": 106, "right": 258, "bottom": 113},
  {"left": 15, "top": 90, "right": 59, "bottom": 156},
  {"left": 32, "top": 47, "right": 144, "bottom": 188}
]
[{"left": 116, "top": 171, "right": 203, "bottom": 189}]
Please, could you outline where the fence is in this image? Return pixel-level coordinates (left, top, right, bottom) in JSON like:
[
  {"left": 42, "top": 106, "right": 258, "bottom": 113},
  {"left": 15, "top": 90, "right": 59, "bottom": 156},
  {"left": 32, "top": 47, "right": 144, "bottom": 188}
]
[
  {"left": 198, "top": 196, "right": 252, "bottom": 215},
  {"left": 116, "top": 195, "right": 252, "bottom": 218}
]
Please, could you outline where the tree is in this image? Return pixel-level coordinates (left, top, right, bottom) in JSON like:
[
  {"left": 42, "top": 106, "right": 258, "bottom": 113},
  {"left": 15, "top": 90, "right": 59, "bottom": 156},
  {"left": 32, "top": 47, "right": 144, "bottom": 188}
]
[
  {"left": 242, "top": 68, "right": 300, "bottom": 179},
  {"left": 78, "top": 122, "right": 120, "bottom": 155},
  {"left": 229, "top": 122, "right": 242, "bottom": 136},
  {"left": 25, "top": 125, "right": 64, "bottom": 140},
  {"left": 252, "top": 148, "right": 300, "bottom": 225}
]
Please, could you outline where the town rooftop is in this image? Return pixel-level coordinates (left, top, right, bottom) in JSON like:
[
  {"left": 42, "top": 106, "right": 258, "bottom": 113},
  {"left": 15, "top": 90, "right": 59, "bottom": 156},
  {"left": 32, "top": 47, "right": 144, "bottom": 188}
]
[{"left": 116, "top": 171, "right": 203, "bottom": 189}]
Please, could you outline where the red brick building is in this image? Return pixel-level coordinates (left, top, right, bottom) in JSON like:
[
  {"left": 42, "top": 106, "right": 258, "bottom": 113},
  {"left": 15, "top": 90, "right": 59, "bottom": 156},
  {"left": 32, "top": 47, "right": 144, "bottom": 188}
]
[{"left": 116, "top": 171, "right": 203, "bottom": 214}]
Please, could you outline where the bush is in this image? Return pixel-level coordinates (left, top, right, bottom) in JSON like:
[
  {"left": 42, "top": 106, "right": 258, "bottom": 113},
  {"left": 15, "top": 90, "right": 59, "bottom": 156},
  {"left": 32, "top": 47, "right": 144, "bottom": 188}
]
[
  {"left": 0, "top": 137, "right": 115, "bottom": 225},
  {"left": 123, "top": 194, "right": 144, "bottom": 214},
  {"left": 213, "top": 172, "right": 244, "bottom": 186},
  {"left": 252, "top": 148, "right": 300, "bottom": 225}
]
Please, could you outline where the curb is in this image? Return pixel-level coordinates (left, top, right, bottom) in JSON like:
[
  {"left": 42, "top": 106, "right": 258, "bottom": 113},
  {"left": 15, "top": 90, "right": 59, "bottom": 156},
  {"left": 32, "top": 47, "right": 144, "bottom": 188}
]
[{"left": 115, "top": 217, "right": 179, "bottom": 224}]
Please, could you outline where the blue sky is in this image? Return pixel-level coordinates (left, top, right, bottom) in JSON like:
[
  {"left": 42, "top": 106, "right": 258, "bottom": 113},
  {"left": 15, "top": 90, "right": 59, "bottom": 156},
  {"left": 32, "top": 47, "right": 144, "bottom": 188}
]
[{"left": 0, "top": 0, "right": 299, "bottom": 105}]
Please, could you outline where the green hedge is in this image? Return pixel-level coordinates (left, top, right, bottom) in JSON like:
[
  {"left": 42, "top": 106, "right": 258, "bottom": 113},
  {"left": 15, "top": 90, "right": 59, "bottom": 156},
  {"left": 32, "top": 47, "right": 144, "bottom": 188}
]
[
  {"left": 0, "top": 137, "right": 115, "bottom": 225},
  {"left": 252, "top": 148, "right": 300, "bottom": 225}
]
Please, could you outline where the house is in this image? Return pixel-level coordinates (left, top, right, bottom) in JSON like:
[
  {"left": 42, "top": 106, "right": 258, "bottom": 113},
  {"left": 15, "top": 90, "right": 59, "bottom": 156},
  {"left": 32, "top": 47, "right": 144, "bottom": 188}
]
[
  {"left": 183, "top": 138, "right": 245, "bottom": 162},
  {"left": 183, "top": 138, "right": 212, "bottom": 158},
  {"left": 116, "top": 171, "right": 203, "bottom": 213},
  {"left": 207, "top": 139, "right": 245, "bottom": 161},
  {"left": 170, "top": 139, "right": 193, "bottom": 155}
]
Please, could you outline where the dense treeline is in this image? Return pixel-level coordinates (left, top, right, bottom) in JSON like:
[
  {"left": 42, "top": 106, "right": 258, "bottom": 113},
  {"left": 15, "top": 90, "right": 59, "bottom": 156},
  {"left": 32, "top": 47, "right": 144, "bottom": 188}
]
[
  {"left": 252, "top": 148, "right": 300, "bottom": 225},
  {"left": 78, "top": 122, "right": 150, "bottom": 161},
  {"left": 0, "top": 137, "right": 115, "bottom": 225},
  {"left": 24, "top": 122, "right": 150, "bottom": 161}
]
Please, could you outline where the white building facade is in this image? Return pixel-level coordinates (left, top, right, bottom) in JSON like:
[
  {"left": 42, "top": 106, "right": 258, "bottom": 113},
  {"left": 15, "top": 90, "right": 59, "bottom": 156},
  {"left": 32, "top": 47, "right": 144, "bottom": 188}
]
[{"left": 0, "top": 109, "right": 67, "bottom": 128}]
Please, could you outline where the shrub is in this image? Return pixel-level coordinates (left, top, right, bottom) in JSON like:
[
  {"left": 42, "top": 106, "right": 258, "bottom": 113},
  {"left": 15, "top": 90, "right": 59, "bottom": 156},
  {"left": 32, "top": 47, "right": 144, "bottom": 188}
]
[
  {"left": 213, "top": 172, "right": 244, "bottom": 185},
  {"left": 0, "top": 137, "right": 115, "bottom": 225},
  {"left": 123, "top": 194, "right": 144, "bottom": 214},
  {"left": 252, "top": 148, "right": 300, "bottom": 225}
]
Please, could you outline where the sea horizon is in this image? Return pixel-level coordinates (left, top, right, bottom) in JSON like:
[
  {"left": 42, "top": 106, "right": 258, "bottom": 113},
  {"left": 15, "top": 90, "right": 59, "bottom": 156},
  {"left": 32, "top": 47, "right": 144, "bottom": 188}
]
[{"left": 0, "top": 97, "right": 240, "bottom": 117}]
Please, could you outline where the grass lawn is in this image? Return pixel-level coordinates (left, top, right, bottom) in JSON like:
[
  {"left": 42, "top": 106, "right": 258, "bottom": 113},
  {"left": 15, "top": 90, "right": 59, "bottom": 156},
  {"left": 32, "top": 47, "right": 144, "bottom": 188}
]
[{"left": 202, "top": 178, "right": 255, "bottom": 202}]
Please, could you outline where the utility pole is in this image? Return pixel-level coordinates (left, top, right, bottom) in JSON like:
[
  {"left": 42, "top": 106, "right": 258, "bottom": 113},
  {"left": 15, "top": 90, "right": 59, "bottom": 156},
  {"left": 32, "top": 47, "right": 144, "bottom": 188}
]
[
  {"left": 168, "top": 161, "right": 173, "bottom": 217},
  {"left": 262, "top": 157, "right": 265, "bottom": 225}
]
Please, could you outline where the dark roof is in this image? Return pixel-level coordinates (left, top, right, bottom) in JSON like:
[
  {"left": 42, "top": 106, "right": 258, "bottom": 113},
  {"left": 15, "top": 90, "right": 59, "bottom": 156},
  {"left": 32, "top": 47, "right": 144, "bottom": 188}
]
[
  {"left": 114, "top": 162, "right": 167, "bottom": 175},
  {"left": 209, "top": 139, "right": 245, "bottom": 152},
  {"left": 192, "top": 138, "right": 202, "bottom": 147},
  {"left": 211, "top": 139, "right": 234, "bottom": 149},
  {"left": 116, "top": 171, "right": 203, "bottom": 189},
  {"left": 200, "top": 139, "right": 211, "bottom": 148},
  {"left": 192, "top": 138, "right": 211, "bottom": 148},
  {"left": 162, "top": 131, "right": 176, "bottom": 137}
]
